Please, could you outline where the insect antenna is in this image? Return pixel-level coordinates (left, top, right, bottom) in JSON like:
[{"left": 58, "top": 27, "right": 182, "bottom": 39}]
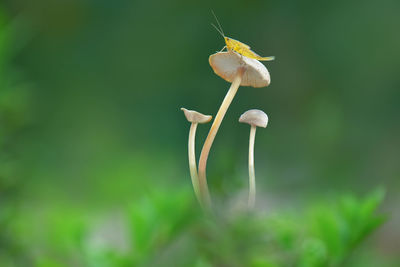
[
  {"left": 211, "top": 10, "right": 225, "bottom": 37},
  {"left": 211, "top": 23, "right": 225, "bottom": 38}
]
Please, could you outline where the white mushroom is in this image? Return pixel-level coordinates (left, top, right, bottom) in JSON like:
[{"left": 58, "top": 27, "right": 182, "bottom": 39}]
[
  {"left": 239, "top": 109, "right": 268, "bottom": 209},
  {"left": 197, "top": 51, "right": 271, "bottom": 209},
  {"left": 209, "top": 51, "right": 271, "bottom": 88},
  {"left": 181, "top": 108, "right": 212, "bottom": 209}
]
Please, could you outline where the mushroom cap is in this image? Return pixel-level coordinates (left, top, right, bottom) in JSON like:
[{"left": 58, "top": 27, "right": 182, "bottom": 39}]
[
  {"left": 181, "top": 108, "right": 212, "bottom": 124},
  {"left": 239, "top": 109, "right": 268, "bottom": 128},
  {"left": 209, "top": 51, "right": 271, "bottom": 88}
]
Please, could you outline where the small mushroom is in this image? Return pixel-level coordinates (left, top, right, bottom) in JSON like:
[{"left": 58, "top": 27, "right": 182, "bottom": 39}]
[
  {"left": 181, "top": 108, "right": 212, "bottom": 209},
  {"left": 239, "top": 109, "right": 268, "bottom": 209},
  {"left": 197, "top": 51, "right": 271, "bottom": 209}
]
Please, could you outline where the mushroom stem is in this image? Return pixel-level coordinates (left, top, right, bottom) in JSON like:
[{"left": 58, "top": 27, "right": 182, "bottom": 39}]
[
  {"left": 188, "top": 122, "right": 202, "bottom": 205},
  {"left": 198, "top": 67, "right": 246, "bottom": 209},
  {"left": 248, "top": 125, "right": 257, "bottom": 209},
  {"left": 181, "top": 108, "right": 212, "bottom": 210},
  {"left": 239, "top": 109, "right": 268, "bottom": 209}
]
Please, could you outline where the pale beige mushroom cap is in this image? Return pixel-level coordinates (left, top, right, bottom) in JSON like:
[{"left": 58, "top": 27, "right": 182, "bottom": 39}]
[
  {"left": 209, "top": 51, "right": 271, "bottom": 88},
  {"left": 239, "top": 109, "right": 268, "bottom": 128},
  {"left": 181, "top": 108, "right": 212, "bottom": 124}
]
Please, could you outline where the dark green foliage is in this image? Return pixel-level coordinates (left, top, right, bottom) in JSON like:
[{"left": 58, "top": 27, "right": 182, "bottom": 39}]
[
  {"left": 25, "top": 188, "right": 385, "bottom": 267},
  {"left": 128, "top": 190, "right": 199, "bottom": 265},
  {"left": 302, "top": 189, "right": 386, "bottom": 266},
  {"left": 185, "top": 189, "right": 386, "bottom": 267}
]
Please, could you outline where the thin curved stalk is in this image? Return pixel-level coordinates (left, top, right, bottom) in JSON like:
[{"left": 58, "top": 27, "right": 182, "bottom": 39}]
[
  {"left": 188, "top": 123, "right": 202, "bottom": 205},
  {"left": 248, "top": 125, "right": 256, "bottom": 209},
  {"left": 198, "top": 67, "right": 245, "bottom": 209}
]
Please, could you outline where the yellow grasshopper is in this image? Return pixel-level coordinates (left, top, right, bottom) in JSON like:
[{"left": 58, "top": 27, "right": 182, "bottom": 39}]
[{"left": 211, "top": 11, "right": 275, "bottom": 61}]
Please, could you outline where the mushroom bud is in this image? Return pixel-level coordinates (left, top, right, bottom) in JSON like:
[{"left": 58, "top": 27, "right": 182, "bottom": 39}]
[
  {"left": 239, "top": 109, "right": 268, "bottom": 210},
  {"left": 181, "top": 108, "right": 212, "bottom": 209},
  {"left": 197, "top": 51, "right": 271, "bottom": 209}
]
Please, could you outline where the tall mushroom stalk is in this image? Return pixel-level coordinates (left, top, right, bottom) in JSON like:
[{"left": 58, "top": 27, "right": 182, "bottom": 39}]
[
  {"left": 197, "top": 67, "right": 245, "bottom": 208},
  {"left": 197, "top": 51, "right": 271, "bottom": 209},
  {"left": 239, "top": 109, "right": 268, "bottom": 209},
  {"left": 181, "top": 108, "right": 212, "bottom": 209}
]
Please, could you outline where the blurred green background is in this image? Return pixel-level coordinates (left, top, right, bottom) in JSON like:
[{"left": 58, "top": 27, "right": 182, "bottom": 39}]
[{"left": 1, "top": 0, "right": 399, "bottom": 266}]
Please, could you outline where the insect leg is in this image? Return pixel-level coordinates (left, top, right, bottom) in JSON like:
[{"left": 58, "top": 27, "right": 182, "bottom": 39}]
[
  {"left": 218, "top": 45, "right": 227, "bottom": 52},
  {"left": 238, "top": 50, "right": 246, "bottom": 66}
]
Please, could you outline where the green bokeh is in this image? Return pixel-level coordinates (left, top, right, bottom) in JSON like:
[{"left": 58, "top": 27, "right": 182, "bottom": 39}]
[{"left": 1, "top": 0, "right": 399, "bottom": 265}]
